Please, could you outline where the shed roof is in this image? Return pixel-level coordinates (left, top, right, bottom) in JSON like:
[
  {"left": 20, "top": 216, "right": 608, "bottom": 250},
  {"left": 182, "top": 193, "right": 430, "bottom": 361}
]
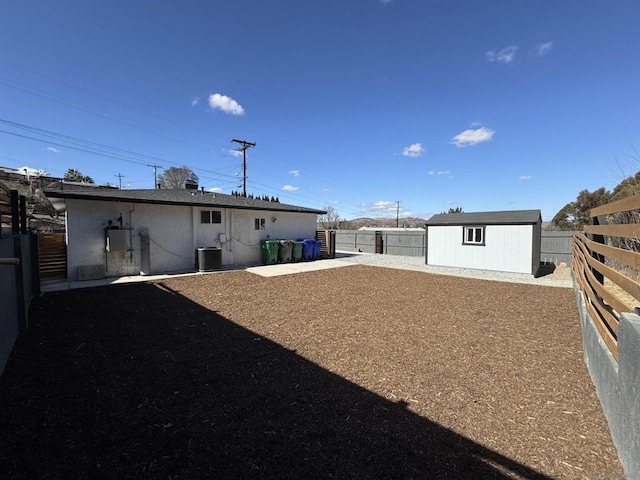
[
  {"left": 425, "top": 209, "right": 541, "bottom": 226},
  {"left": 44, "top": 188, "right": 326, "bottom": 215}
]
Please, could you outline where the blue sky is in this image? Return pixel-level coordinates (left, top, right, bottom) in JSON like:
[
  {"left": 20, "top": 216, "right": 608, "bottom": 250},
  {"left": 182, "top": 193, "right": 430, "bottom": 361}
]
[{"left": 1, "top": 1, "right": 638, "bottom": 221}]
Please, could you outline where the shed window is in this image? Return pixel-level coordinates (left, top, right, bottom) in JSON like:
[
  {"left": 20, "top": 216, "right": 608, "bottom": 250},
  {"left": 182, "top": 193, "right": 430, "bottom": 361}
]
[
  {"left": 201, "top": 210, "right": 221, "bottom": 224},
  {"left": 255, "top": 218, "right": 266, "bottom": 230},
  {"left": 463, "top": 226, "right": 485, "bottom": 245}
]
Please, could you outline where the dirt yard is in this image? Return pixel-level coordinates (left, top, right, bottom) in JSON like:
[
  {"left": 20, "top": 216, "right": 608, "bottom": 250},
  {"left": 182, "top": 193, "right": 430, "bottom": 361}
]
[{"left": 0, "top": 265, "right": 624, "bottom": 479}]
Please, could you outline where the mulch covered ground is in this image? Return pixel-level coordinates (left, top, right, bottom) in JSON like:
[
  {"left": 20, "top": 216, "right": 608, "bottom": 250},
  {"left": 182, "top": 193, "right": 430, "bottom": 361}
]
[{"left": 0, "top": 265, "right": 624, "bottom": 479}]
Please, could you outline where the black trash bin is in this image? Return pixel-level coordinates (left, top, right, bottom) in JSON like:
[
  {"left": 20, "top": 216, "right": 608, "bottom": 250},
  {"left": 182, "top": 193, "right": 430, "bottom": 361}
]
[{"left": 196, "top": 247, "right": 222, "bottom": 272}]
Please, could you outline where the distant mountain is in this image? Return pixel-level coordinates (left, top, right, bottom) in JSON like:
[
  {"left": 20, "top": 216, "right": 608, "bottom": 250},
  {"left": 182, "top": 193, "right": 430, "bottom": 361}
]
[{"left": 345, "top": 217, "right": 428, "bottom": 229}]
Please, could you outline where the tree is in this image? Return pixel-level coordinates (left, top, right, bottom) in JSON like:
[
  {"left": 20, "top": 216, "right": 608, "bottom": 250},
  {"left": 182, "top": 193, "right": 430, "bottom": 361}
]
[
  {"left": 158, "top": 166, "right": 198, "bottom": 189},
  {"left": 317, "top": 205, "right": 341, "bottom": 230},
  {"left": 550, "top": 187, "right": 611, "bottom": 231},
  {"left": 64, "top": 168, "right": 94, "bottom": 183},
  {"left": 441, "top": 207, "right": 463, "bottom": 214}
]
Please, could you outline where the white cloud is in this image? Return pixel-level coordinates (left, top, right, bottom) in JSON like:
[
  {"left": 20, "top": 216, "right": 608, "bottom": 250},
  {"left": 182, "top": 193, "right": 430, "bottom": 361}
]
[
  {"left": 328, "top": 200, "right": 340, "bottom": 205},
  {"left": 191, "top": 97, "right": 199, "bottom": 107},
  {"left": 46, "top": 146, "right": 59, "bottom": 153},
  {"left": 445, "top": 200, "right": 455, "bottom": 205},
  {"left": 486, "top": 45, "right": 518, "bottom": 64},
  {"left": 518, "top": 175, "right": 533, "bottom": 180},
  {"left": 208, "top": 93, "right": 245, "bottom": 115},
  {"left": 450, "top": 126, "right": 494, "bottom": 147},
  {"left": 225, "top": 148, "right": 243, "bottom": 157},
  {"left": 289, "top": 170, "right": 300, "bottom": 177},
  {"left": 535, "top": 41, "right": 553, "bottom": 57},
  {"left": 208, "top": 187, "right": 223, "bottom": 192},
  {"left": 282, "top": 185, "right": 298, "bottom": 191},
  {"left": 403, "top": 143, "right": 424, "bottom": 157},
  {"left": 428, "top": 170, "right": 451, "bottom": 175}
]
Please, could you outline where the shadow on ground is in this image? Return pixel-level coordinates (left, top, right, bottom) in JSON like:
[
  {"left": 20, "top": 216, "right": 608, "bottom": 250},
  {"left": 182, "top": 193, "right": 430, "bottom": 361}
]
[{"left": 1, "top": 282, "right": 551, "bottom": 479}]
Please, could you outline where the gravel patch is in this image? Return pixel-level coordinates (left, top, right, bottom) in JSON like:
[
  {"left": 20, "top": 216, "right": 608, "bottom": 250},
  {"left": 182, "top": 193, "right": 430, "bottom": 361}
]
[{"left": 335, "top": 251, "right": 573, "bottom": 288}]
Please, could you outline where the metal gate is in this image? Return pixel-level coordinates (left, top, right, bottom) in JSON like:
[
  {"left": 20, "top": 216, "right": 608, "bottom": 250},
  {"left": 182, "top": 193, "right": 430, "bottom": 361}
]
[
  {"left": 375, "top": 231, "right": 384, "bottom": 254},
  {"left": 38, "top": 233, "right": 67, "bottom": 281}
]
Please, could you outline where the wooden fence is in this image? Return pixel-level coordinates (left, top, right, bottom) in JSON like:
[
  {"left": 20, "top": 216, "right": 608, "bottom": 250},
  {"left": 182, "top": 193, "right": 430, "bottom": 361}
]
[{"left": 572, "top": 193, "right": 640, "bottom": 361}]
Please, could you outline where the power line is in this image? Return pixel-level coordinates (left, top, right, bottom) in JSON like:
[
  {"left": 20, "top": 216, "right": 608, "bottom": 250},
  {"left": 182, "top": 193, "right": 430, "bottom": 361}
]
[
  {"left": 115, "top": 173, "right": 125, "bottom": 189},
  {"left": 148, "top": 164, "right": 162, "bottom": 189},
  {"left": 231, "top": 139, "right": 256, "bottom": 197}
]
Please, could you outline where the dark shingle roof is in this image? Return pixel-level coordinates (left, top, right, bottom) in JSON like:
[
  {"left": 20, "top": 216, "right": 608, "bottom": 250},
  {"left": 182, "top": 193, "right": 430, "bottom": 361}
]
[
  {"left": 44, "top": 188, "right": 326, "bottom": 215},
  {"left": 425, "top": 209, "right": 541, "bottom": 226}
]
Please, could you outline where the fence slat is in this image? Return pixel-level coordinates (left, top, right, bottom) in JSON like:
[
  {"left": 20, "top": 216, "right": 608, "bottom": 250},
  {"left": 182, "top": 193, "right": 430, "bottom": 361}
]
[
  {"left": 584, "top": 224, "right": 640, "bottom": 239},
  {"left": 590, "top": 192, "right": 640, "bottom": 217}
]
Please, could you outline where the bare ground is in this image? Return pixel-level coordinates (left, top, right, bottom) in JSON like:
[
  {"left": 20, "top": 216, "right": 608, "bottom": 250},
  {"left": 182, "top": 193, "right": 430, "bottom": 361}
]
[{"left": 0, "top": 265, "right": 624, "bottom": 479}]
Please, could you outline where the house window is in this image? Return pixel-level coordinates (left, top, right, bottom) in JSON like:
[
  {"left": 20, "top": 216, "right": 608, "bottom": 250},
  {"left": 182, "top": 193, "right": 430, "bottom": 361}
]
[
  {"left": 254, "top": 218, "right": 265, "bottom": 230},
  {"left": 201, "top": 210, "right": 221, "bottom": 224},
  {"left": 463, "top": 226, "right": 485, "bottom": 245}
]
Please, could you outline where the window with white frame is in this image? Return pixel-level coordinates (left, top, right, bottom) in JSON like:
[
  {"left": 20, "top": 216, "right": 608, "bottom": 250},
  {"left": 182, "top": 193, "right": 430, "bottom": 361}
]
[
  {"left": 463, "top": 226, "right": 485, "bottom": 245},
  {"left": 201, "top": 210, "right": 222, "bottom": 224}
]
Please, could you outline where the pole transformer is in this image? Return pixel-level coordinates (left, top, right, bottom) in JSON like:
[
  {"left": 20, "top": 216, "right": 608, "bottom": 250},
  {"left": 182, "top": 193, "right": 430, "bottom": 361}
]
[{"left": 232, "top": 139, "right": 256, "bottom": 197}]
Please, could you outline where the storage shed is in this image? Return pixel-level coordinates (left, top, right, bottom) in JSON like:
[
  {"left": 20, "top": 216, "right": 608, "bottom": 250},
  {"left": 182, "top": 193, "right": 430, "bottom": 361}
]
[{"left": 425, "top": 209, "right": 542, "bottom": 276}]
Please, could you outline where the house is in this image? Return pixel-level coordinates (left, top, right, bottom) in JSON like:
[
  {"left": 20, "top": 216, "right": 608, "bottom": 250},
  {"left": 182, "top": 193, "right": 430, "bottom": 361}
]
[
  {"left": 425, "top": 209, "right": 542, "bottom": 276},
  {"left": 44, "top": 188, "right": 325, "bottom": 280}
]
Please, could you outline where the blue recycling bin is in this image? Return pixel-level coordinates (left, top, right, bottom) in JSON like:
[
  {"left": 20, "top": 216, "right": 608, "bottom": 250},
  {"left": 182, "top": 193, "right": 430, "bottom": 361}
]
[
  {"left": 313, "top": 239, "right": 322, "bottom": 259},
  {"left": 300, "top": 238, "right": 314, "bottom": 261}
]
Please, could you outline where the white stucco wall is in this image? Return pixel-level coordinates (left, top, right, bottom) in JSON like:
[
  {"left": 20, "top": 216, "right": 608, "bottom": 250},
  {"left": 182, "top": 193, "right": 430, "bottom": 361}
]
[
  {"left": 64, "top": 199, "right": 319, "bottom": 279},
  {"left": 225, "top": 209, "right": 318, "bottom": 266},
  {"left": 427, "top": 224, "right": 534, "bottom": 274}
]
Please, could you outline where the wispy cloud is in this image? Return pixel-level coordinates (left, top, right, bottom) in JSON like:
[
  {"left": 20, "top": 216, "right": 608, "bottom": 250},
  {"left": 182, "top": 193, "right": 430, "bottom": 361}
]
[
  {"left": 288, "top": 170, "right": 300, "bottom": 177},
  {"left": 450, "top": 126, "right": 494, "bottom": 147},
  {"left": 403, "top": 143, "right": 424, "bottom": 157},
  {"left": 224, "top": 148, "right": 243, "bottom": 157},
  {"left": 534, "top": 41, "right": 553, "bottom": 57},
  {"left": 208, "top": 93, "right": 245, "bottom": 115},
  {"left": 191, "top": 97, "right": 199, "bottom": 107},
  {"left": 358, "top": 200, "right": 398, "bottom": 215},
  {"left": 518, "top": 175, "right": 533, "bottom": 180},
  {"left": 46, "top": 146, "right": 59, "bottom": 153},
  {"left": 328, "top": 200, "right": 340, "bottom": 205},
  {"left": 380, "top": 0, "right": 393, "bottom": 4},
  {"left": 208, "top": 187, "right": 223, "bottom": 192},
  {"left": 282, "top": 185, "right": 298, "bottom": 191},
  {"left": 428, "top": 170, "right": 451, "bottom": 175},
  {"left": 486, "top": 45, "right": 518, "bottom": 64}
]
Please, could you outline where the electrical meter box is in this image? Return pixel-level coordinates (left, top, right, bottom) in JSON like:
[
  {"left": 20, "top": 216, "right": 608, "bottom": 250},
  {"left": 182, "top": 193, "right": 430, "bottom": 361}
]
[{"left": 106, "top": 229, "right": 128, "bottom": 252}]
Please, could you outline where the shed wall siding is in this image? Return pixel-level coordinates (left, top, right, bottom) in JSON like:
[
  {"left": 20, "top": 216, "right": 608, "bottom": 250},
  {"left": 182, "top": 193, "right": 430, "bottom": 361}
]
[{"left": 427, "top": 224, "right": 534, "bottom": 274}]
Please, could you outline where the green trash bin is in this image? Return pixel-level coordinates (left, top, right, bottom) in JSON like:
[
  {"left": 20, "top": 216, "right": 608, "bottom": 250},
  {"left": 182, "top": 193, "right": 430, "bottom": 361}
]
[
  {"left": 261, "top": 239, "right": 279, "bottom": 265},
  {"left": 292, "top": 241, "right": 303, "bottom": 262}
]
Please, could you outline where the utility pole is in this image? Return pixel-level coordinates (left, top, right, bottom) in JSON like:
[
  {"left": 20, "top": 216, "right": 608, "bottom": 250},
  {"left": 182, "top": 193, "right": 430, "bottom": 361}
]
[
  {"left": 115, "top": 173, "right": 125, "bottom": 189},
  {"left": 148, "top": 164, "right": 162, "bottom": 189},
  {"left": 231, "top": 139, "right": 256, "bottom": 197},
  {"left": 396, "top": 201, "right": 401, "bottom": 227}
]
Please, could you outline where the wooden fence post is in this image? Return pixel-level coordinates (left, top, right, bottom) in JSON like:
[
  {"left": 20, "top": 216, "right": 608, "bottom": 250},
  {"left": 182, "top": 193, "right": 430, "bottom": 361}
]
[
  {"left": 19, "top": 195, "right": 27, "bottom": 234},
  {"left": 10, "top": 190, "right": 19, "bottom": 235},
  {"left": 13, "top": 236, "right": 27, "bottom": 333},
  {"left": 591, "top": 214, "right": 605, "bottom": 285}
]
